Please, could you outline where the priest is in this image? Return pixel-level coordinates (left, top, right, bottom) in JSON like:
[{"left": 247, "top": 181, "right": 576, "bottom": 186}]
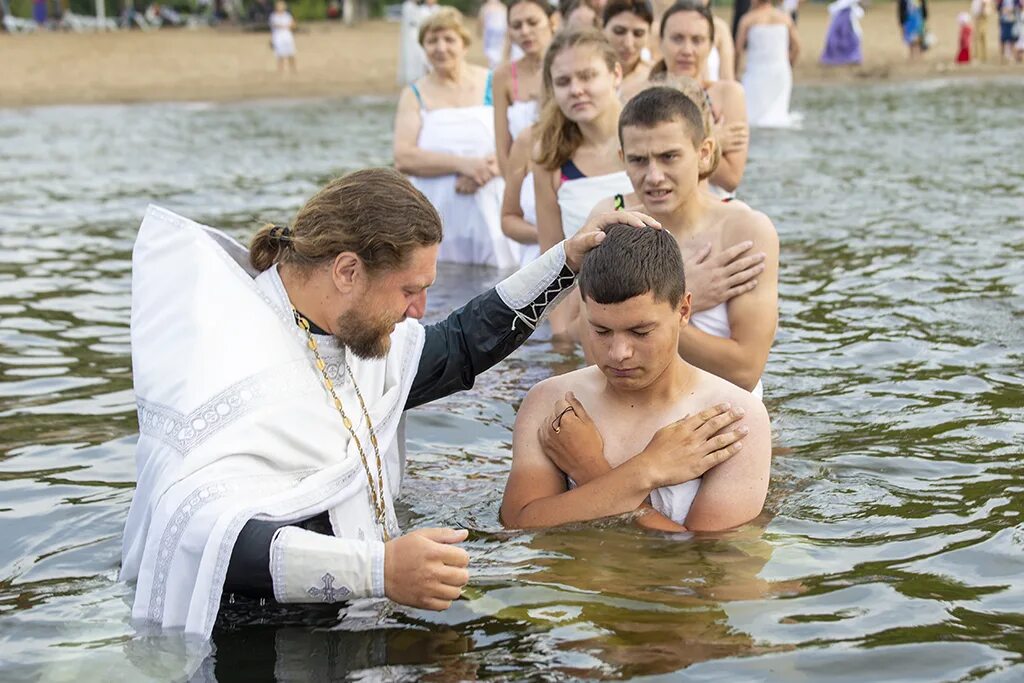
[{"left": 120, "top": 168, "right": 666, "bottom": 638}]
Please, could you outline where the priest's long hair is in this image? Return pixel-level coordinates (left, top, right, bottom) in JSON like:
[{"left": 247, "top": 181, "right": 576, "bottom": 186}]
[{"left": 250, "top": 168, "right": 442, "bottom": 274}]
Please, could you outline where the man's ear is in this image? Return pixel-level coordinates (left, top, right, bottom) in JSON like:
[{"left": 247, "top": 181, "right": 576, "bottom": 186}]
[
  {"left": 697, "top": 138, "right": 715, "bottom": 176},
  {"left": 678, "top": 292, "right": 692, "bottom": 327},
  {"left": 331, "top": 252, "right": 361, "bottom": 294}
]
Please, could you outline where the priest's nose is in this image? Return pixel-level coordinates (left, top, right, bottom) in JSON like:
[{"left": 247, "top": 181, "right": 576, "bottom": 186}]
[{"left": 405, "top": 290, "right": 427, "bottom": 319}]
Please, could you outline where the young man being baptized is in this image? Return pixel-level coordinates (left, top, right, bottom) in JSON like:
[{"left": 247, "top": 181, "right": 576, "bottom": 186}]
[{"left": 501, "top": 225, "right": 770, "bottom": 532}]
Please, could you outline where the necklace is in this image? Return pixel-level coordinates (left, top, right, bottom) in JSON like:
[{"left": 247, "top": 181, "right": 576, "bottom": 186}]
[{"left": 293, "top": 309, "right": 390, "bottom": 541}]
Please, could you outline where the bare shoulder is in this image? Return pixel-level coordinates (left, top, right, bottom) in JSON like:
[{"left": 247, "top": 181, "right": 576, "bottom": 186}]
[
  {"left": 709, "top": 79, "right": 746, "bottom": 109},
  {"left": 471, "top": 63, "right": 492, "bottom": 85},
  {"left": 492, "top": 62, "right": 512, "bottom": 94},
  {"left": 713, "top": 15, "right": 731, "bottom": 35},
  {"left": 721, "top": 204, "right": 778, "bottom": 247},
  {"left": 520, "top": 367, "right": 601, "bottom": 414},
  {"left": 689, "top": 368, "right": 770, "bottom": 434}
]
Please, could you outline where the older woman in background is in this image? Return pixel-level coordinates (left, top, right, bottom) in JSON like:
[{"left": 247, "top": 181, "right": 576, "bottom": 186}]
[{"left": 394, "top": 7, "right": 518, "bottom": 268}]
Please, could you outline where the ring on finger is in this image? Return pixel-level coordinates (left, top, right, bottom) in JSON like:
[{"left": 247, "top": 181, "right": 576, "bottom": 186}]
[{"left": 551, "top": 405, "right": 576, "bottom": 433}]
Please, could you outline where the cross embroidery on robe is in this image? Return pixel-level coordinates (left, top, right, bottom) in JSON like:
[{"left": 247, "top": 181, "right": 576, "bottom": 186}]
[{"left": 307, "top": 572, "right": 351, "bottom": 602}]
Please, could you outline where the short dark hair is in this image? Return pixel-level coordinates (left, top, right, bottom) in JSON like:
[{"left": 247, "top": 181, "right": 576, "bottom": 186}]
[
  {"left": 578, "top": 225, "right": 685, "bottom": 306},
  {"left": 618, "top": 86, "right": 705, "bottom": 149},
  {"left": 602, "top": 0, "right": 654, "bottom": 26}
]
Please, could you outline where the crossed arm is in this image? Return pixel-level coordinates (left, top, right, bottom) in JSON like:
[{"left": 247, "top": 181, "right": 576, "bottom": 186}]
[
  {"left": 678, "top": 211, "right": 779, "bottom": 391},
  {"left": 500, "top": 380, "right": 768, "bottom": 532}
]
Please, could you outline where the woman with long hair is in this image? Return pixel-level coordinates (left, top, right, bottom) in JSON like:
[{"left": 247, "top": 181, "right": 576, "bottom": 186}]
[
  {"left": 531, "top": 29, "right": 633, "bottom": 334},
  {"left": 603, "top": 0, "right": 655, "bottom": 102},
  {"left": 493, "top": 0, "right": 556, "bottom": 176},
  {"left": 652, "top": 0, "right": 749, "bottom": 195}
]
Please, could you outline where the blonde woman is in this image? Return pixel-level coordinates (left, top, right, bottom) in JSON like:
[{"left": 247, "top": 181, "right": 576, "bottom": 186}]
[
  {"left": 531, "top": 29, "right": 633, "bottom": 335},
  {"left": 394, "top": 8, "right": 517, "bottom": 268}
]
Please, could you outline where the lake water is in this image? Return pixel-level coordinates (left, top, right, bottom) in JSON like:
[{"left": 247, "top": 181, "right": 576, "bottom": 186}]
[{"left": 1, "top": 78, "right": 1022, "bottom": 682}]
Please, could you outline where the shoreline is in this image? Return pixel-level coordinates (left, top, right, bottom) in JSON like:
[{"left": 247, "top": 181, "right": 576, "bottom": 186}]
[{"left": 3, "top": 3, "right": 1022, "bottom": 109}]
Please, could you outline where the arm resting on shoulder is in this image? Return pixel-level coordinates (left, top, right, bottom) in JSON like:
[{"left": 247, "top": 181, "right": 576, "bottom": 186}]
[
  {"left": 684, "top": 394, "right": 771, "bottom": 531},
  {"left": 678, "top": 211, "right": 778, "bottom": 391},
  {"left": 406, "top": 244, "right": 577, "bottom": 408}
]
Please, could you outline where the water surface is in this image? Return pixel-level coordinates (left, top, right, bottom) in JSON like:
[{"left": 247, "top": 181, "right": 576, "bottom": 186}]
[{"left": 1, "top": 80, "right": 1022, "bottom": 681}]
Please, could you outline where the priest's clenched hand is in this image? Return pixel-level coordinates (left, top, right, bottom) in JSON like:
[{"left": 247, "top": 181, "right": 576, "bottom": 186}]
[
  {"left": 384, "top": 527, "right": 470, "bottom": 611},
  {"left": 564, "top": 210, "right": 661, "bottom": 272}
]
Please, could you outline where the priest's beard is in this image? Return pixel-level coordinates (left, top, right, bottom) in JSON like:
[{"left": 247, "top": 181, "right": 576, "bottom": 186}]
[{"left": 334, "top": 307, "right": 396, "bottom": 359}]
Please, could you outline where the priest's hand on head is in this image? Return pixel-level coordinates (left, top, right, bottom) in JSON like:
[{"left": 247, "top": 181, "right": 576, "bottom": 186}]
[
  {"left": 564, "top": 210, "right": 662, "bottom": 272},
  {"left": 384, "top": 528, "right": 469, "bottom": 611}
]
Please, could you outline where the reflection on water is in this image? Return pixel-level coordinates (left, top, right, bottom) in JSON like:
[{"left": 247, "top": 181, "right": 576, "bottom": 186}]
[{"left": 1, "top": 79, "right": 1022, "bottom": 681}]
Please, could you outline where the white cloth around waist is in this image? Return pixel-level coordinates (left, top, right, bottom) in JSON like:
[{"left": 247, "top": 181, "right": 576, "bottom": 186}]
[{"left": 410, "top": 104, "right": 518, "bottom": 268}]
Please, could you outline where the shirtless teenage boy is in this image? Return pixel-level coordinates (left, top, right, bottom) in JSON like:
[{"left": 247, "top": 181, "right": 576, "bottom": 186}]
[{"left": 501, "top": 225, "right": 770, "bottom": 532}]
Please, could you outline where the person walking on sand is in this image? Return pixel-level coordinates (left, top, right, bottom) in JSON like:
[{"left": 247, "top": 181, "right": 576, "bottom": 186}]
[
  {"left": 956, "top": 12, "right": 973, "bottom": 63},
  {"left": 972, "top": 0, "right": 992, "bottom": 62},
  {"left": 270, "top": 1, "right": 297, "bottom": 73},
  {"left": 898, "top": 0, "right": 928, "bottom": 60},
  {"left": 820, "top": 0, "right": 864, "bottom": 66}
]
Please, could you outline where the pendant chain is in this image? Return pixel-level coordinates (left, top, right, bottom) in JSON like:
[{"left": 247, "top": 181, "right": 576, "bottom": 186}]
[{"left": 293, "top": 309, "right": 390, "bottom": 541}]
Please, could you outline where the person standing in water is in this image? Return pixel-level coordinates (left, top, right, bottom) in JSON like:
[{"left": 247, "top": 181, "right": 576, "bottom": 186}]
[
  {"left": 653, "top": 0, "right": 749, "bottom": 196},
  {"left": 603, "top": 0, "right": 656, "bottom": 102},
  {"left": 494, "top": 0, "right": 558, "bottom": 265},
  {"left": 501, "top": 225, "right": 770, "bottom": 532},
  {"left": 269, "top": 1, "right": 297, "bottom": 73},
  {"left": 586, "top": 84, "right": 777, "bottom": 395},
  {"left": 736, "top": 0, "right": 799, "bottom": 127},
  {"left": 532, "top": 29, "right": 634, "bottom": 335},
  {"left": 479, "top": 0, "right": 509, "bottom": 68},
  {"left": 493, "top": 0, "right": 557, "bottom": 176},
  {"left": 394, "top": 8, "right": 516, "bottom": 268}
]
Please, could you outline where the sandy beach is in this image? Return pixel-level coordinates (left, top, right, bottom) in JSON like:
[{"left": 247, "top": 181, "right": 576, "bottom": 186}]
[{"left": 2, "top": 1, "right": 1021, "bottom": 108}]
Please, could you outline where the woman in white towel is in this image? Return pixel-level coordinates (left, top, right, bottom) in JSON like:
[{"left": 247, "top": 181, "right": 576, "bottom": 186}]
[
  {"left": 478, "top": 0, "right": 509, "bottom": 68},
  {"left": 736, "top": 0, "right": 800, "bottom": 127},
  {"left": 653, "top": 0, "right": 748, "bottom": 196},
  {"left": 494, "top": 0, "right": 556, "bottom": 267},
  {"left": 532, "top": 28, "right": 634, "bottom": 335},
  {"left": 493, "top": 0, "right": 556, "bottom": 176},
  {"left": 394, "top": 8, "right": 518, "bottom": 268}
]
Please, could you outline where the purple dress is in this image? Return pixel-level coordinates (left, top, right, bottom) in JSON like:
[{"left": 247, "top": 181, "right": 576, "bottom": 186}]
[{"left": 821, "top": 4, "right": 864, "bottom": 65}]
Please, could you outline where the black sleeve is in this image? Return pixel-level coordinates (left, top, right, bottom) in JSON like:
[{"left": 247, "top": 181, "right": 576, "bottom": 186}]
[
  {"left": 223, "top": 513, "right": 333, "bottom": 599},
  {"left": 405, "top": 263, "right": 575, "bottom": 410}
]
